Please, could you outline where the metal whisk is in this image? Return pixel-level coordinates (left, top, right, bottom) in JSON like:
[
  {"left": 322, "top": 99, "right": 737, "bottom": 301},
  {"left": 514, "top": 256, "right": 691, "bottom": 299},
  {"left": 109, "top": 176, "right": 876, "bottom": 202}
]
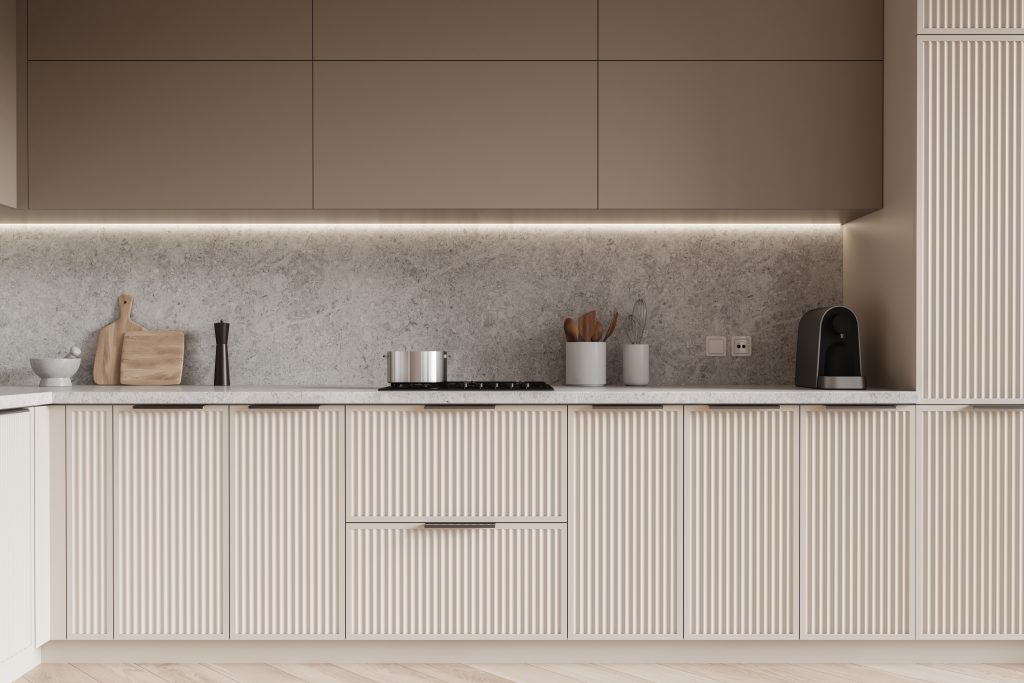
[{"left": 625, "top": 298, "right": 647, "bottom": 344}]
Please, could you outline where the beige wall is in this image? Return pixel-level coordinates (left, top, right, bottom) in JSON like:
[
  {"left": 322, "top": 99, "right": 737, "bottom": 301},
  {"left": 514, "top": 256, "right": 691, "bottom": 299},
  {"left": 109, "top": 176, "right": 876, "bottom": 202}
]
[
  {"left": 843, "top": 0, "right": 917, "bottom": 391},
  {"left": 0, "top": 0, "right": 16, "bottom": 208}
]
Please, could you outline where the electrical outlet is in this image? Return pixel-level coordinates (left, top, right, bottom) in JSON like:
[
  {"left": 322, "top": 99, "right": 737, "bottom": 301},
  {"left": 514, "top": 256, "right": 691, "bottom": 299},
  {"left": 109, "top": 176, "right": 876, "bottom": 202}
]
[
  {"left": 731, "top": 335, "right": 751, "bottom": 357},
  {"left": 706, "top": 336, "right": 727, "bottom": 357}
]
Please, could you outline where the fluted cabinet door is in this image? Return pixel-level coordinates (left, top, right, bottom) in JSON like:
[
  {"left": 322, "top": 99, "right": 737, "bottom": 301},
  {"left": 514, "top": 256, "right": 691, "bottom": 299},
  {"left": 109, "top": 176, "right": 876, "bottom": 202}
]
[
  {"left": 919, "top": 0, "right": 1024, "bottom": 33},
  {"left": 113, "top": 406, "right": 228, "bottom": 640},
  {"left": 347, "top": 406, "right": 565, "bottom": 522},
  {"left": 229, "top": 407, "right": 344, "bottom": 639},
  {"left": 0, "top": 409, "right": 34, "bottom": 662},
  {"left": 568, "top": 406, "right": 684, "bottom": 639},
  {"left": 918, "top": 406, "right": 1024, "bottom": 638},
  {"left": 919, "top": 38, "right": 1024, "bottom": 401},
  {"left": 800, "top": 406, "right": 915, "bottom": 640},
  {"left": 65, "top": 406, "right": 113, "bottom": 640},
  {"left": 684, "top": 406, "right": 799, "bottom": 640},
  {"left": 347, "top": 524, "right": 566, "bottom": 639}
]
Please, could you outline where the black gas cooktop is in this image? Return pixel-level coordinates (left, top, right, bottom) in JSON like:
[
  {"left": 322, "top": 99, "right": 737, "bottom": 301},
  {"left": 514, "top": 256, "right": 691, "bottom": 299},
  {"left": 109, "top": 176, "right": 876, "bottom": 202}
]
[{"left": 380, "top": 381, "right": 554, "bottom": 391}]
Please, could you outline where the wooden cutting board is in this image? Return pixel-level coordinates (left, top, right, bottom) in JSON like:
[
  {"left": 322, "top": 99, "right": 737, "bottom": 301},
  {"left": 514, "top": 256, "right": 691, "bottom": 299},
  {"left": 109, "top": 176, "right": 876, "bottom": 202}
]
[
  {"left": 93, "top": 293, "right": 146, "bottom": 385},
  {"left": 120, "top": 330, "right": 185, "bottom": 386}
]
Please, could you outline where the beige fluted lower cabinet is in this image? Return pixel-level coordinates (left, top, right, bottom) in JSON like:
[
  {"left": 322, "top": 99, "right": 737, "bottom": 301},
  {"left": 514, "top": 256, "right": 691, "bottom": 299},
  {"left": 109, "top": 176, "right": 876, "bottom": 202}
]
[
  {"left": 65, "top": 406, "right": 113, "bottom": 640},
  {"left": 0, "top": 409, "right": 34, "bottom": 664},
  {"left": 800, "top": 406, "right": 915, "bottom": 640},
  {"left": 228, "top": 406, "right": 345, "bottom": 640},
  {"left": 683, "top": 405, "right": 799, "bottom": 640},
  {"left": 112, "top": 406, "right": 229, "bottom": 640},
  {"left": 918, "top": 0, "right": 1024, "bottom": 33},
  {"left": 918, "top": 406, "right": 1024, "bottom": 639},
  {"left": 568, "top": 406, "right": 684, "bottom": 640}
]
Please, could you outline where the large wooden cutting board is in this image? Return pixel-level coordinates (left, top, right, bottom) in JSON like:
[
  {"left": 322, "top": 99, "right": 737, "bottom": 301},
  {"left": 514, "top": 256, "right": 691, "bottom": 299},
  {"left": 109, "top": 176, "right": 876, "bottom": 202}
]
[
  {"left": 119, "top": 330, "right": 185, "bottom": 386},
  {"left": 93, "top": 293, "right": 145, "bottom": 385}
]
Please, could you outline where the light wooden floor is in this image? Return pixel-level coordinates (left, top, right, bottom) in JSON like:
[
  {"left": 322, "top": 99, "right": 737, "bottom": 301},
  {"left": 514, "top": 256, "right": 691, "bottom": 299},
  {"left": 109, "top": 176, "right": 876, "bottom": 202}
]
[{"left": 17, "top": 663, "right": 1024, "bottom": 683}]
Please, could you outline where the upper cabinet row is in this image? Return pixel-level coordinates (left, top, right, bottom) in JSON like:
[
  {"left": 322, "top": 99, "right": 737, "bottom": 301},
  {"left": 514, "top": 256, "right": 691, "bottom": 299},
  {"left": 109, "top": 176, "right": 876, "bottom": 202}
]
[
  {"left": 20, "top": 0, "right": 882, "bottom": 211},
  {"left": 28, "top": 0, "right": 882, "bottom": 60}
]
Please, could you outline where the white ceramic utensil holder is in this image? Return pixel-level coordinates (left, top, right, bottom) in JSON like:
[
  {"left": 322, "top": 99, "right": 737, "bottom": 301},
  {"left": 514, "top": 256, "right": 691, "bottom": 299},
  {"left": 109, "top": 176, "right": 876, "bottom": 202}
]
[
  {"left": 623, "top": 343, "right": 650, "bottom": 386},
  {"left": 566, "top": 342, "right": 606, "bottom": 386}
]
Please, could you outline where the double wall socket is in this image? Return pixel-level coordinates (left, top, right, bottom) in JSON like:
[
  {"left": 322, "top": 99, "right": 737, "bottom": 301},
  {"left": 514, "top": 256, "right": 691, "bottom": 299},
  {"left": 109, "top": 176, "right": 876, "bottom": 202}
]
[{"left": 706, "top": 335, "right": 752, "bottom": 357}]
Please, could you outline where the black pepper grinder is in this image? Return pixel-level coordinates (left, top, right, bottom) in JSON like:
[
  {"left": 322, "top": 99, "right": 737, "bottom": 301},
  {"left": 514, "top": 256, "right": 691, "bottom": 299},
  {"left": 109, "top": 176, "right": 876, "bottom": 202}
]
[{"left": 214, "top": 320, "right": 230, "bottom": 386}]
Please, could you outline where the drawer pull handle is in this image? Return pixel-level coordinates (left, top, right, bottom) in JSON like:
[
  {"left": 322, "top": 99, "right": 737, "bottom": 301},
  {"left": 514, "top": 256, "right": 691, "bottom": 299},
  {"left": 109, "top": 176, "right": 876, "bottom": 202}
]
[
  {"left": 969, "top": 404, "right": 1024, "bottom": 410},
  {"left": 248, "top": 404, "right": 321, "bottom": 410},
  {"left": 708, "top": 404, "right": 782, "bottom": 410},
  {"left": 0, "top": 407, "right": 29, "bottom": 416},
  {"left": 423, "top": 405, "right": 496, "bottom": 410},
  {"left": 132, "top": 404, "right": 206, "bottom": 410},
  {"left": 825, "top": 404, "right": 898, "bottom": 409},
  {"left": 591, "top": 404, "right": 664, "bottom": 410},
  {"left": 423, "top": 522, "right": 497, "bottom": 529}
]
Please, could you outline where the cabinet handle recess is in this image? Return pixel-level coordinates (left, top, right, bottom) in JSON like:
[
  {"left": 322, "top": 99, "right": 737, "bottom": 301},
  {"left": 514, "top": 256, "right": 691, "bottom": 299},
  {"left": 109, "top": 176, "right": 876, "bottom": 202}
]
[
  {"left": 968, "top": 404, "right": 1024, "bottom": 410},
  {"left": 825, "top": 404, "right": 899, "bottom": 409},
  {"left": 247, "top": 404, "right": 321, "bottom": 410},
  {"left": 423, "top": 405, "right": 496, "bottom": 410},
  {"left": 708, "top": 404, "right": 782, "bottom": 410},
  {"left": 423, "top": 522, "right": 497, "bottom": 529},
  {"left": 0, "top": 407, "right": 29, "bottom": 416},
  {"left": 132, "top": 404, "right": 206, "bottom": 410},
  {"left": 591, "top": 404, "right": 664, "bottom": 410}
]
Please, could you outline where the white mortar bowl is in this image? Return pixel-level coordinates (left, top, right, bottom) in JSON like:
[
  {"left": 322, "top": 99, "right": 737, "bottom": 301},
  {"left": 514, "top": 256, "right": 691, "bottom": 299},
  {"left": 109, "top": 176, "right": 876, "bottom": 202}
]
[{"left": 30, "top": 358, "right": 81, "bottom": 387}]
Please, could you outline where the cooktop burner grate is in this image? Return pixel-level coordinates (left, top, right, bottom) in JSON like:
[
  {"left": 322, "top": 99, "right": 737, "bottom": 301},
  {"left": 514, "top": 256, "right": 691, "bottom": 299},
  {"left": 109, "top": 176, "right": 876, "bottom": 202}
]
[{"left": 380, "top": 381, "right": 554, "bottom": 391}]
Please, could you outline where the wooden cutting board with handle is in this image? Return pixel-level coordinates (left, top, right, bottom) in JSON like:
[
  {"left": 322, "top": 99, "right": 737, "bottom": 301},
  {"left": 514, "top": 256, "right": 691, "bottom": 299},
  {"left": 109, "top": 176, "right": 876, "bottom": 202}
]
[
  {"left": 93, "top": 293, "right": 146, "bottom": 385},
  {"left": 120, "top": 330, "right": 185, "bottom": 385}
]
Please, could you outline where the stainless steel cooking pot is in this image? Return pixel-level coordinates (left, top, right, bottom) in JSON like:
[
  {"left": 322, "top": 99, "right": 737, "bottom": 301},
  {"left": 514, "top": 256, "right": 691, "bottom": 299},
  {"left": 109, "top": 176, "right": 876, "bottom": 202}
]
[{"left": 384, "top": 351, "right": 448, "bottom": 384}]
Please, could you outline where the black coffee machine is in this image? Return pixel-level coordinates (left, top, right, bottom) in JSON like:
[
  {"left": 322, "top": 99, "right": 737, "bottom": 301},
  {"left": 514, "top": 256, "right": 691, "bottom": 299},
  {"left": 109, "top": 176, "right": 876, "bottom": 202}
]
[{"left": 795, "top": 306, "right": 865, "bottom": 389}]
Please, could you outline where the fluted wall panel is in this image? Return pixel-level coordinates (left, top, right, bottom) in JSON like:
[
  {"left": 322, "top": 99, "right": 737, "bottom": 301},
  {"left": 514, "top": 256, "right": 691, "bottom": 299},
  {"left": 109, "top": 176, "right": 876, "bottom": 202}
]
[
  {"left": 919, "top": 406, "right": 1024, "bottom": 638},
  {"left": 684, "top": 406, "right": 798, "bottom": 639},
  {"left": 113, "top": 406, "right": 228, "bottom": 639},
  {"left": 920, "top": 0, "right": 1024, "bottom": 32},
  {"left": 66, "top": 405, "right": 113, "bottom": 640},
  {"left": 801, "top": 407, "right": 915, "bottom": 640},
  {"left": 919, "top": 38, "right": 1024, "bottom": 401},
  {"left": 347, "top": 524, "right": 565, "bottom": 639},
  {"left": 230, "top": 407, "right": 344, "bottom": 639},
  {"left": 347, "top": 406, "right": 565, "bottom": 521},
  {"left": 569, "top": 407, "right": 683, "bottom": 639}
]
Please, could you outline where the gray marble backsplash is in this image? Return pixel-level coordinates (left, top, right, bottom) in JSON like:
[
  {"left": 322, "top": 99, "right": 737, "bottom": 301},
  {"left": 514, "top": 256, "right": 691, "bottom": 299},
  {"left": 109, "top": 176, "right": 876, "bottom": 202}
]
[{"left": 0, "top": 224, "right": 841, "bottom": 387}]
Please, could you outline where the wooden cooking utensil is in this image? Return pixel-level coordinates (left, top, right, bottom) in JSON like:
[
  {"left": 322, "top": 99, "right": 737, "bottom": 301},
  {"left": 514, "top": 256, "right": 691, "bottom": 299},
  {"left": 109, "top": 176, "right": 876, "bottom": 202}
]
[
  {"left": 564, "top": 317, "right": 579, "bottom": 342},
  {"left": 579, "top": 310, "right": 597, "bottom": 342},
  {"left": 119, "top": 330, "right": 185, "bottom": 386},
  {"left": 592, "top": 320, "right": 603, "bottom": 342},
  {"left": 603, "top": 311, "right": 619, "bottom": 341},
  {"left": 93, "top": 293, "right": 146, "bottom": 385}
]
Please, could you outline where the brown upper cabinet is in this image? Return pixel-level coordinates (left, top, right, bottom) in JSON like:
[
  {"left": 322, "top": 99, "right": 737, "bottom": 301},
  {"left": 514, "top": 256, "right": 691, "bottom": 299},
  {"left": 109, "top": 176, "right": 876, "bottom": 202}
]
[
  {"left": 599, "top": 0, "right": 882, "bottom": 60},
  {"left": 313, "top": 0, "right": 596, "bottom": 59},
  {"left": 28, "top": 0, "right": 311, "bottom": 59},
  {"left": 28, "top": 61, "right": 313, "bottom": 209},
  {"left": 1, "top": 0, "right": 17, "bottom": 208},
  {"left": 314, "top": 61, "right": 596, "bottom": 209},
  {"left": 599, "top": 61, "right": 882, "bottom": 211}
]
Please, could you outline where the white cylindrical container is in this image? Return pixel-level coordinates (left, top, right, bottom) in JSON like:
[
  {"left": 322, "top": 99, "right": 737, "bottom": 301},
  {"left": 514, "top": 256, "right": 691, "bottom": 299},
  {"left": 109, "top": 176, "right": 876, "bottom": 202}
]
[
  {"left": 623, "top": 344, "right": 650, "bottom": 386},
  {"left": 566, "top": 342, "right": 607, "bottom": 386}
]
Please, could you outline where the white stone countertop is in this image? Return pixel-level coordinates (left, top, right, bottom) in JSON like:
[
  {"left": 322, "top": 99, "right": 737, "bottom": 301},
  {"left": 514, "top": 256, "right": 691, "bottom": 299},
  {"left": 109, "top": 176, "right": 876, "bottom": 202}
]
[{"left": 0, "top": 385, "right": 917, "bottom": 411}]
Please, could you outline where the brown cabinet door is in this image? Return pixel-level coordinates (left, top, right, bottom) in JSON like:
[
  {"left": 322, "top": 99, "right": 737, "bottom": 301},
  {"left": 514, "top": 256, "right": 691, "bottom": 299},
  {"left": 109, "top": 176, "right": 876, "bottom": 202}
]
[
  {"left": 314, "top": 0, "right": 596, "bottom": 59},
  {"left": 28, "top": 0, "right": 311, "bottom": 59},
  {"left": 314, "top": 62, "right": 596, "bottom": 209},
  {"left": 28, "top": 62, "right": 313, "bottom": 209},
  {"left": 0, "top": 0, "right": 15, "bottom": 208},
  {"left": 599, "top": 61, "right": 882, "bottom": 211},
  {"left": 600, "top": 0, "right": 882, "bottom": 60}
]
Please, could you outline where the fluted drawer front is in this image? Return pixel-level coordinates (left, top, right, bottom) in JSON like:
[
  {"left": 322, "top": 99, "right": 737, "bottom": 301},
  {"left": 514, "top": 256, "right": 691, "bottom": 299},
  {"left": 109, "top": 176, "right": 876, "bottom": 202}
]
[
  {"left": 801, "top": 406, "right": 915, "bottom": 640},
  {"left": 66, "top": 405, "right": 113, "bottom": 640},
  {"left": 684, "top": 406, "right": 799, "bottom": 640},
  {"left": 347, "top": 524, "right": 565, "bottom": 639},
  {"left": 920, "top": 0, "right": 1024, "bottom": 32},
  {"left": 230, "top": 407, "right": 345, "bottom": 639},
  {"left": 920, "top": 38, "right": 1024, "bottom": 400},
  {"left": 113, "top": 406, "right": 228, "bottom": 639},
  {"left": 919, "top": 406, "right": 1024, "bottom": 638},
  {"left": 569, "top": 407, "right": 683, "bottom": 639},
  {"left": 347, "top": 406, "right": 565, "bottom": 521}
]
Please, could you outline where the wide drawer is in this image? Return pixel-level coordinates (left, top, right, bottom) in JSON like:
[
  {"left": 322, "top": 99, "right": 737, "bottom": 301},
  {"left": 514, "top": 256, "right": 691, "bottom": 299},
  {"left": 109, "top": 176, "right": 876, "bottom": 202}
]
[
  {"left": 346, "top": 406, "right": 566, "bottom": 521},
  {"left": 346, "top": 523, "right": 566, "bottom": 639}
]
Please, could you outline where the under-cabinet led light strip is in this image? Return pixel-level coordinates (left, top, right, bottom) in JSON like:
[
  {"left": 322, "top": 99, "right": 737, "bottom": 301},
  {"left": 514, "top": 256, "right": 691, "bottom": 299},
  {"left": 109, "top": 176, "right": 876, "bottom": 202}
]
[{"left": 3, "top": 222, "right": 842, "bottom": 231}]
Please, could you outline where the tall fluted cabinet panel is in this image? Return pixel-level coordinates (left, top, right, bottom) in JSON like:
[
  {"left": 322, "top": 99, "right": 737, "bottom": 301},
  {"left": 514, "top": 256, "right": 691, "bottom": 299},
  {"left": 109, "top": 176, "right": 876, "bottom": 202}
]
[
  {"left": 66, "top": 406, "right": 113, "bottom": 640},
  {"left": 229, "top": 407, "right": 344, "bottom": 639},
  {"left": 112, "top": 406, "right": 228, "bottom": 639},
  {"left": 568, "top": 407, "right": 683, "bottom": 639},
  {"left": 347, "top": 524, "right": 566, "bottom": 639},
  {"left": 800, "top": 406, "right": 915, "bottom": 639},
  {"left": 684, "top": 406, "right": 799, "bottom": 639},
  {"left": 919, "top": 37, "right": 1024, "bottom": 401},
  {"left": 919, "top": 0, "right": 1024, "bottom": 32},
  {"left": 346, "top": 406, "right": 565, "bottom": 521},
  {"left": 918, "top": 406, "right": 1024, "bottom": 638}
]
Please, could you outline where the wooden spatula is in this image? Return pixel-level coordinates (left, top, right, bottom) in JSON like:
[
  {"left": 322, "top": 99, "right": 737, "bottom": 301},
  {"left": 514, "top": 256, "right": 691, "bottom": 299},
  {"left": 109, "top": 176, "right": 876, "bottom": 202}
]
[{"left": 93, "top": 293, "right": 146, "bottom": 385}]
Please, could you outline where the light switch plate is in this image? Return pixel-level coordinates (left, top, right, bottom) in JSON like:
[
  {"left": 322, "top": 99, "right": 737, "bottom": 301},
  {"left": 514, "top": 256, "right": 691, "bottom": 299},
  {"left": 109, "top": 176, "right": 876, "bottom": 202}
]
[
  {"left": 706, "top": 336, "right": 727, "bottom": 357},
  {"left": 731, "top": 335, "right": 751, "bottom": 357}
]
